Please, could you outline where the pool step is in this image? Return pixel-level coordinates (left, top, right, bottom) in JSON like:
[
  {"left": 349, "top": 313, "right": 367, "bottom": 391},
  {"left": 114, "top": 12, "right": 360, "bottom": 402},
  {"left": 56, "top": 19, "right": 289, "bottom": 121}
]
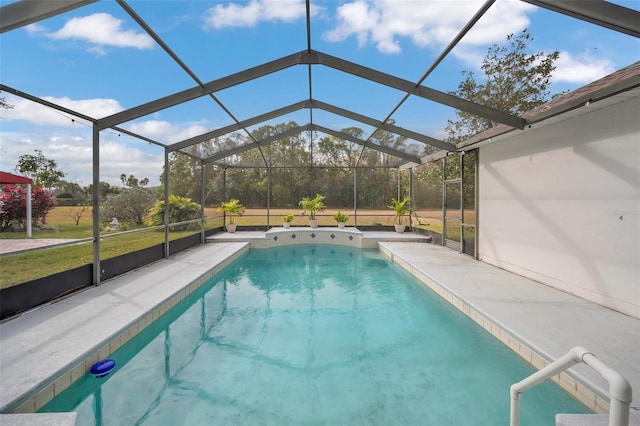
[{"left": 556, "top": 412, "right": 639, "bottom": 426}]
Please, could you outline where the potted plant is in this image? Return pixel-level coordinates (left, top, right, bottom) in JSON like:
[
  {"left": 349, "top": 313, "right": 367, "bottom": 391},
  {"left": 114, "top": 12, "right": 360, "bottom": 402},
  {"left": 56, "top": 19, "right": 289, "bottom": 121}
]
[
  {"left": 282, "top": 213, "right": 294, "bottom": 229},
  {"left": 299, "top": 194, "right": 326, "bottom": 228},
  {"left": 388, "top": 196, "right": 410, "bottom": 233},
  {"left": 333, "top": 211, "right": 349, "bottom": 229},
  {"left": 217, "top": 199, "right": 244, "bottom": 233}
]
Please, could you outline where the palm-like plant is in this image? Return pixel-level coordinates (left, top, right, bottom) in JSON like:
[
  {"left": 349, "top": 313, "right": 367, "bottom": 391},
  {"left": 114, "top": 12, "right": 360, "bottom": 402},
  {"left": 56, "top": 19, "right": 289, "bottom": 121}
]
[
  {"left": 299, "top": 194, "right": 326, "bottom": 220},
  {"left": 217, "top": 199, "right": 245, "bottom": 224},
  {"left": 388, "top": 197, "right": 410, "bottom": 225}
]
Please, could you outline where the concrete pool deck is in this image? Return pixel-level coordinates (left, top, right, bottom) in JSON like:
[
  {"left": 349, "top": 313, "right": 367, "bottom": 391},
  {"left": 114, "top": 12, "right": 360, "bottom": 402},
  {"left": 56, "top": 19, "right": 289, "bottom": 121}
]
[{"left": 0, "top": 233, "right": 638, "bottom": 422}]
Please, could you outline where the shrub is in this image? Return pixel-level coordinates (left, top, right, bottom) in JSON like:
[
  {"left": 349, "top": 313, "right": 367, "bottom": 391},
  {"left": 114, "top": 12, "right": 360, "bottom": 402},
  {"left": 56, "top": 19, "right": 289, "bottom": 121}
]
[
  {"left": 147, "top": 194, "right": 202, "bottom": 231},
  {"left": 101, "top": 188, "right": 156, "bottom": 225},
  {"left": 333, "top": 211, "right": 349, "bottom": 223},
  {"left": 55, "top": 192, "right": 81, "bottom": 206},
  {"left": 282, "top": 213, "right": 294, "bottom": 222},
  {"left": 0, "top": 184, "right": 56, "bottom": 231}
]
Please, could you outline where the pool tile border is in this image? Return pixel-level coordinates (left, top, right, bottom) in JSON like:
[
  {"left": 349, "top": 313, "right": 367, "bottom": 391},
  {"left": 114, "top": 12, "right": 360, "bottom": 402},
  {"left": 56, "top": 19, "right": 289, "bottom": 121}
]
[
  {"left": 378, "top": 244, "right": 609, "bottom": 415},
  {"left": 6, "top": 239, "right": 618, "bottom": 417},
  {"left": 10, "top": 244, "right": 249, "bottom": 414},
  {"left": 209, "top": 228, "right": 430, "bottom": 249}
]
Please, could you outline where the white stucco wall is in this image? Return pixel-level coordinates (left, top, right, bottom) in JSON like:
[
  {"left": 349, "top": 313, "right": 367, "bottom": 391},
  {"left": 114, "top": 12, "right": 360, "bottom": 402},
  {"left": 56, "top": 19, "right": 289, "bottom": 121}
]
[{"left": 478, "top": 94, "right": 640, "bottom": 319}]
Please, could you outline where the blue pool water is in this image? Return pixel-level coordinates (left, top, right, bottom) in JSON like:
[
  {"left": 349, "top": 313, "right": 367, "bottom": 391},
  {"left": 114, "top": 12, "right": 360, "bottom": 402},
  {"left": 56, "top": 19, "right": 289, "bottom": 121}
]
[{"left": 41, "top": 244, "right": 591, "bottom": 424}]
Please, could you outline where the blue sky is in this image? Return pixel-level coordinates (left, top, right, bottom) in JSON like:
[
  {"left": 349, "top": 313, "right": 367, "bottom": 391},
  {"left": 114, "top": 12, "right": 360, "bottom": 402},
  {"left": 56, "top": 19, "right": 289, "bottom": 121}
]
[{"left": 1, "top": 0, "right": 638, "bottom": 186}]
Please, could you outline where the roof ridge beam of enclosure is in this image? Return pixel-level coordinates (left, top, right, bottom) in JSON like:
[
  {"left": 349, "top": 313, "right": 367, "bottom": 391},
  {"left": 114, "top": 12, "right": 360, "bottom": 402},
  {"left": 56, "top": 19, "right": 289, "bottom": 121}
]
[
  {"left": 168, "top": 98, "right": 454, "bottom": 155},
  {"left": 201, "top": 123, "right": 422, "bottom": 166},
  {"left": 97, "top": 49, "right": 525, "bottom": 132},
  {"left": 302, "top": 50, "right": 526, "bottom": 130}
]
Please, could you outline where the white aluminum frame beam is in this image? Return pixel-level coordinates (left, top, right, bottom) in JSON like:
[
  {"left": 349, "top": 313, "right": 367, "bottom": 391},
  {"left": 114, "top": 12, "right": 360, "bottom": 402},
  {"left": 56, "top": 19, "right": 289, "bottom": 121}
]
[{"left": 521, "top": 0, "right": 640, "bottom": 38}]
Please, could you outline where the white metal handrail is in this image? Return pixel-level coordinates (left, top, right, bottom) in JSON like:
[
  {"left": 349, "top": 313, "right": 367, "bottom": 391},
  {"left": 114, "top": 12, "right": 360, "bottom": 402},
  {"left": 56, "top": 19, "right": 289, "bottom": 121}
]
[{"left": 510, "top": 346, "right": 633, "bottom": 426}]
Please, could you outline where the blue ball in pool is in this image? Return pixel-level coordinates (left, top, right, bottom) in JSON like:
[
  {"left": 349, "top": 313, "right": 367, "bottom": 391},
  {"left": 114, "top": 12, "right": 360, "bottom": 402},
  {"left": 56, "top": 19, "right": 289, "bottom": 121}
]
[{"left": 90, "top": 359, "right": 116, "bottom": 378}]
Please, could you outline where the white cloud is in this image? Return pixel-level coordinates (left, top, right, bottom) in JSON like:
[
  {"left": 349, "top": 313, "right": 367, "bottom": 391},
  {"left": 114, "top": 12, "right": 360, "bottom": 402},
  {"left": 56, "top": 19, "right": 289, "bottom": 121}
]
[
  {"left": 3, "top": 96, "right": 211, "bottom": 181},
  {"left": 88, "top": 45, "right": 107, "bottom": 56},
  {"left": 204, "top": 0, "right": 313, "bottom": 29},
  {"left": 0, "top": 95, "right": 176, "bottom": 185},
  {"left": 553, "top": 51, "right": 615, "bottom": 84},
  {"left": 25, "top": 23, "right": 46, "bottom": 34},
  {"left": 459, "top": 0, "right": 534, "bottom": 46},
  {"left": 323, "top": 0, "right": 534, "bottom": 54},
  {"left": 95, "top": 139, "right": 164, "bottom": 186},
  {"left": 4, "top": 96, "right": 124, "bottom": 127},
  {"left": 324, "top": 1, "right": 381, "bottom": 50},
  {"left": 128, "top": 120, "right": 209, "bottom": 144},
  {"left": 47, "top": 13, "right": 154, "bottom": 50},
  {"left": 0, "top": 131, "right": 164, "bottom": 187}
]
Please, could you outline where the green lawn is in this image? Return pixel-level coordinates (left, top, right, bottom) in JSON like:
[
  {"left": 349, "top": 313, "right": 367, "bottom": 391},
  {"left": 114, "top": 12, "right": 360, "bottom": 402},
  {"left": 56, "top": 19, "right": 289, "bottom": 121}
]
[
  {"left": 0, "top": 229, "right": 212, "bottom": 288},
  {"left": 0, "top": 207, "right": 223, "bottom": 288},
  {"left": 0, "top": 206, "right": 448, "bottom": 288}
]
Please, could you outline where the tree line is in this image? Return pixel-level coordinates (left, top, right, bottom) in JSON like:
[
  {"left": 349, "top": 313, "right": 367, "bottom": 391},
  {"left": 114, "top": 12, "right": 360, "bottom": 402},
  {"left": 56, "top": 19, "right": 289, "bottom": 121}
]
[{"left": 163, "top": 121, "right": 413, "bottom": 209}]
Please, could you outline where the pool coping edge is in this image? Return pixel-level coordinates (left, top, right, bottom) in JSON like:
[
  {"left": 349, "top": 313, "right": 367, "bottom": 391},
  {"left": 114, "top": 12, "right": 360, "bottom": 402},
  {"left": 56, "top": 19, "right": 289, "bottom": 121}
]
[
  {"left": 5, "top": 243, "right": 250, "bottom": 415},
  {"left": 378, "top": 243, "right": 610, "bottom": 415}
]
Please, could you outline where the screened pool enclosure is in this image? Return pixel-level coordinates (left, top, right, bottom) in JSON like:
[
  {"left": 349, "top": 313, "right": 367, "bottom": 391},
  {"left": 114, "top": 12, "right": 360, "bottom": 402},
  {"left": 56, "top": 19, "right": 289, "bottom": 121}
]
[{"left": 1, "top": 0, "right": 638, "bottom": 296}]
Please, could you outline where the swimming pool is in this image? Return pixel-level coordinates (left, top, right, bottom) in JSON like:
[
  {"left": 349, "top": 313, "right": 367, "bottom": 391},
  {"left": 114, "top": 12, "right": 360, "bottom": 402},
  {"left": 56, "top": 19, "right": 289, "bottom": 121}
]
[{"left": 41, "top": 244, "right": 591, "bottom": 424}]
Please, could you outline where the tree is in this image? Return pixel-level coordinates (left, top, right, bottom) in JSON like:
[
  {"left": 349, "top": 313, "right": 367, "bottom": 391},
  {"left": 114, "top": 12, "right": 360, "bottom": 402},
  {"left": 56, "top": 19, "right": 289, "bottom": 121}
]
[
  {"left": 1, "top": 94, "right": 13, "bottom": 118},
  {"left": 120, "top": 174, "right": 149, "bottom": 189},
  {"left": 15, "top": 150, "right": 66, "bottom": 189},
  {"left": 445, "top": 29, "right": 559, "bottom": 142},
  {"left": 56, "top": 180, "right": 89, "bottom": 206},
  {"left": 69, "top": 205, "right": 87, "bottom": 226},
  {"left": 101, "top": 188, "right": 156, "bottom": 225},
  {"left": 161, "top": 152, "right": 202, "bottom": 201},
  {"left": 316, "top": 127, "right": 362, "bottom": 168},
  {"left": 87, "top": 181, "right": 120, "bottom": 202}
]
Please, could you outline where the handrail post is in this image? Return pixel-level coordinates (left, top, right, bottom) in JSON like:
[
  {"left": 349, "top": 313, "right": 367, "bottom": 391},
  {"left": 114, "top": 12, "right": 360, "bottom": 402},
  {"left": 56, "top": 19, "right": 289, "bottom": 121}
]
[
  {"left": 509, "top": 388, "right": 521, "bottom": 426},
  {"left": 581, "top": 352, "right": 632, "bottom": 426},
  {"left": 509, "top": 347, "right": 632, "bottom": 426}
]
